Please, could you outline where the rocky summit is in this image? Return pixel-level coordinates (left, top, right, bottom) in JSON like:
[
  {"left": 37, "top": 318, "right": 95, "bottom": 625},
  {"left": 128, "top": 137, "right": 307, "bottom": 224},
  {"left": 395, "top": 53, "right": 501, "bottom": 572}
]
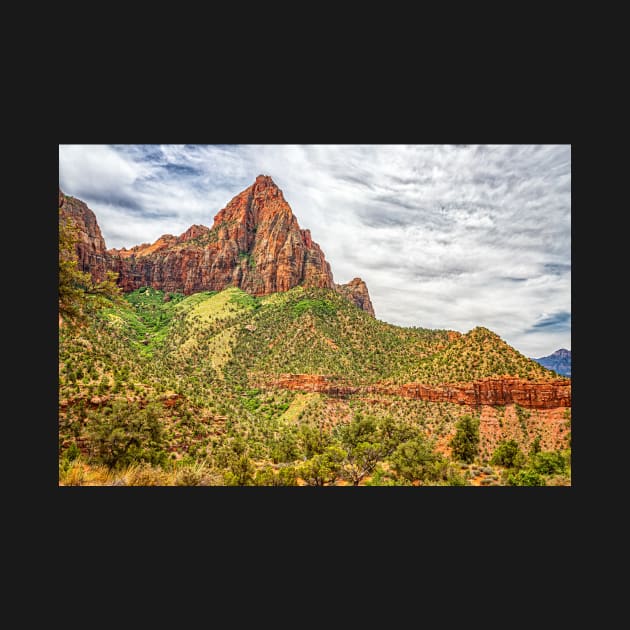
[
  {"left": 532, "top": 348, "right": 571, "bottom": 377},
  {"left": 60, "top": 175, "right": 375, "bottom": 315}
]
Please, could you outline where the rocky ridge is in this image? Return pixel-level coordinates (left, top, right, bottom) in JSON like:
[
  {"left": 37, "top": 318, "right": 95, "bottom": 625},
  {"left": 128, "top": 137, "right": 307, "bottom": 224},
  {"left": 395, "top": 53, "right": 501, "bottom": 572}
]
[
  {"left": 271, "top": 374, "right": 571, "bottom": 409},
  {"left": 59, "top": 189, "right": 109, "bottom": 283},
  {"left": 59, "top": 176, "right": 376, "bottom": 315}
]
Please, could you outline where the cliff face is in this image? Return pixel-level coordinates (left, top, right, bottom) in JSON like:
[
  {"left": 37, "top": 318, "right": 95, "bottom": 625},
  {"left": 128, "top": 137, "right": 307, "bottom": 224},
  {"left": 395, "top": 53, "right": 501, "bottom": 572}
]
[
  {"left": 59, "top": 175, "right": 376, "bottom": 314},
  {"left": 106, "top": 175, "right": 342, "bottom": 298},
  {"left": 272, "top": 374, "right": 571, "bottom": 409},
  {"left": 336, "top": 278, "right": 375, "bottom": 317},
  {"left": 59, "top": 188, "right": 109, "bottom": 283}
]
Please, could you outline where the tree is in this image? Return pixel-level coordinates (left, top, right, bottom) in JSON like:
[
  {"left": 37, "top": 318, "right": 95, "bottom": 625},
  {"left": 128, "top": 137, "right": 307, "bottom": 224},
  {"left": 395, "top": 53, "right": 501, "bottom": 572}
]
[
  {"left": 490, "top": 439, "right": 526, "bottom": 469},
  {"left": 529, "top": 434, "right": 542, "bottom": 457},
  {"left": 298, "top": 423, "right": 331, "bottom": 458},
  {"left": 270, "top": 432, "right": 299, "bottom": 463},
  {"left": 530, "top": 451, "right": 566, "bottom": 475},
  {"left": 449, "top": 415, "right": 480, "bottom": 463},
  {"left": 86, "top": 401, "right": 166, "bottom": 469},
  {"left": 253, "top": 465, "right": 299, "bottom": 486},
  {"left": 390, "top": 437, "right": 443, "bottom": 484},
  {"left": 254, "top": 466, "right": 279, "bottom": 486},
  {"left": 224, "top": 454, "right": 255, "bottom": 486},
  {"left": 298, "top": 446, "right": 346, "bottom": 486},
  {"left": 336, "top": 414, "right": 417, "bottom": 485},
  {"left": 59, "top": 209, "right": 125, "bottom": 323},
  {"left": 277, "top": 465, "right": 298, "bottom": 486},
  {"left": 342, "top": 441, "right": 387, "bottom": 486}
]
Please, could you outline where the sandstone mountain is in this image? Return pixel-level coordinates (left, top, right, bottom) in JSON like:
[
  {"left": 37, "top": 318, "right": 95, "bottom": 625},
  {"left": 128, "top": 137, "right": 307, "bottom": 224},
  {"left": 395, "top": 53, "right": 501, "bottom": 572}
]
[
  {"left": 58, "top": 189, "right": 109, "bottom": 283},
  {"left": 59, "top": 175, "right": 375, "bottom": 315},
  {"left": 335, "top": 277, "right": 375, "bottom": 317}
]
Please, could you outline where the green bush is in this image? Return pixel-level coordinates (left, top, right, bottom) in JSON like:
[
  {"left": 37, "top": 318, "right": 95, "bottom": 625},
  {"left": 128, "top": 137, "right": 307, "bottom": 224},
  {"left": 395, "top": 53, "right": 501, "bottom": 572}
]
[
  {"left": 292, "top": 299, "right": 336, "bottom": 318},
  {"left": 490, "top": 440, "right": 526, "bottom": 469},
  {"left": 530, "top": 451, "right": 566, "bottom": 475},
  {"left": 254, "top": 466, "right": 278, "bottom": 486},
  {"left": 86, "top": 401, "right": 167, "bottom": 469},
  {"left": 298, "top": 424, "right": 331, "bottom": 458},
  {"left": 278, "top": 465, "right": 298, "bottom": 486},
  {"left": 449, "top": 415, "right": 480, "bottom": 463},
  {"left": 64, "top": 442, "right": 81, "bottom": 461},
  {"left": 270, "top": 433, "right": 299, "bottom": 463},
  {"left": 507, "top": 469, "right": 546, "bottom": 486},
  {"left": 224, "top": 454, "right": 255, "bottom": 486},
  {"left": 298, "top": 446, "right": 346, "bottom": 486},
  {"left": 390, "top": 437, "right": 442, "bottom": 483},
  {"left": 529, "top": 434, "right": 542, "bottom": 457}
]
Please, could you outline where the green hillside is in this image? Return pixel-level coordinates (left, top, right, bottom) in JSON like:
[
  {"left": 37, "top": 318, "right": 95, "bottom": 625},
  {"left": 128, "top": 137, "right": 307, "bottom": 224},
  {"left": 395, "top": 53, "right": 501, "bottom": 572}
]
[
  {"left": 394, "top": 326, "right": 553, "bottom": 384},
  {"left": 59, "top": 285, "right": 568, "bottom": 486}
]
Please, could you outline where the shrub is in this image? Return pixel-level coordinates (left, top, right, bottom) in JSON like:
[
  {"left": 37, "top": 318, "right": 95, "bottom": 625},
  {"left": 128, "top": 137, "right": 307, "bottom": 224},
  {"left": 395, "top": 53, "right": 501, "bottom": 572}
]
[
  {"left": 507, "top": 469, "right": 546, "bottom": 486},
  {"left": 278, "top": 465, "right": 298, "bottom": 486},
  {"left": 270, "top": 433, "right": 299, "bottom": 463},
  {"left": 390, "top": 437, "right": 443, "bottom": 483},
  {"left": 447, "top": 467, "right": 467, "bottom": 486},
  {"left": 223, "top": 454, "right": 255, "bottom": 486},
  {"left": 298, "top": 446, "right": 346, "bottom": 486},
  {"left": 64, "top": 442, "right": 81, "bottom": 461},
  {"left": 254, "top": 466, "right": 278, "bottom": 486},
  {"left": 298, "top": 424, "right": 331, "bottom": 458},
  {"left": 529, "top": 434, "right": 542, "bottom": 457},
  {"left": 490, "top": 440, "right": 526, "bottom": 469},
  {"left": 530, "top": 451, "right": 566, "bottom": 475},
  {"left": 174, "top": 462, "right": 213, "bottom": 486},
  {"left": 449, "top": 415, "right": 480, "bottom": 463},
  {"left": 86, "top": 401, "right": 167, "bottom": 469}
]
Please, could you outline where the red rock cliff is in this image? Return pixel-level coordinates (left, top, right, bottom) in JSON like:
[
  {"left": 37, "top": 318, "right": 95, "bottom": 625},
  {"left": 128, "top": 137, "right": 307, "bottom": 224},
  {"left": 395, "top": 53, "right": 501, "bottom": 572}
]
[
  {"left": 336, "top": 278, "right": 375, "bottom": 317},
  {"left": 59, "top": 188, "right": 109, "bottom": 283},
  {"left": 106, "top": 175, "right": 338, "bottom": 297},
  {"left": 272, "top": 374, "right": 571, "bottom": 409},
  {"left": 59, "top": 176, "right": 376, "bottom": 315}
]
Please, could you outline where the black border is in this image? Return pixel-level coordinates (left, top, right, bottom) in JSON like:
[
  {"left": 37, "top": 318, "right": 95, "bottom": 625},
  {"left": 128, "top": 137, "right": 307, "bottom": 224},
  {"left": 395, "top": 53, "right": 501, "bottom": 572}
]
[{"left": 48, "top": 91, "right": 577, "bottom": 562}]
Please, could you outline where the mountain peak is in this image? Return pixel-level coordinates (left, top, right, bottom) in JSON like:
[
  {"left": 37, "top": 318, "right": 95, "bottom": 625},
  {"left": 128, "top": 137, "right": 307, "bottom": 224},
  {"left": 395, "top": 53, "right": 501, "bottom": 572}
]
[
  {"left": 531, "top": 348, "right": 571, "bottom": 377},
  {"left": 255, "top": 174, "right": 277, "bottom": 185},
  {"left": 336, "top": 277, "right": 375, "bottom": 317},
  {"left": 60, "top": 177, "right": 376, "bottom": 315}
]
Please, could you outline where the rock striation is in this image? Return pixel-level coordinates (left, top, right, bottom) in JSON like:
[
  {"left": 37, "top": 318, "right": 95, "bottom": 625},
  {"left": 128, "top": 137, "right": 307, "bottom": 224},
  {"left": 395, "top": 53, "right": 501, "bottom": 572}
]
[
  {"left": 336, "top": 277, "right": 375, "bottom": 317},
  {"left": 59, "top": 176, "right": 375, "bottom": 315},
  {"left": 272, "top": 374, "right": 571, "bottom": 409},
  {"left": 59, "top": 188, "right": 109, "bottom": 283}
]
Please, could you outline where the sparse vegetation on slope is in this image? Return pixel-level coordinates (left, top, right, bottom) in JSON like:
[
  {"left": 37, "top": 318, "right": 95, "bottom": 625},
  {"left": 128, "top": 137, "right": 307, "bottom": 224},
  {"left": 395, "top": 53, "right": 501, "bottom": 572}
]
[
  {"left": 59, "top": 281, "right": 569, "bottom": 486},
  {"left": 397, "top": 326, "right": 555, "bottom": 384}
]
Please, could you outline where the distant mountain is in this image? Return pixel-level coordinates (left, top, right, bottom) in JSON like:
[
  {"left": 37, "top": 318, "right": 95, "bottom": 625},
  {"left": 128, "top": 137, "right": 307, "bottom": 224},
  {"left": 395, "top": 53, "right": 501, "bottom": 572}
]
[{"left": 532, "top": 348, "right": 571, "bottom": 377}]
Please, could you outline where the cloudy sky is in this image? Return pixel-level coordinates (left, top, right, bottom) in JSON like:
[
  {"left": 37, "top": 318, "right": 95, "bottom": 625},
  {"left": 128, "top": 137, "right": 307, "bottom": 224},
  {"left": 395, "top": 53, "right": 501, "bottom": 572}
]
[{"left": 59, "top": 144, "right": 571, "bottom": 357}]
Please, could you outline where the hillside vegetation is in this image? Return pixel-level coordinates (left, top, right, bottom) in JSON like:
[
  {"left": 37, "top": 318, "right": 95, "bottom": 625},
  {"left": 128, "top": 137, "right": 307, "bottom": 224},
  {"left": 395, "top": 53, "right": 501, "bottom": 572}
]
[
  {"left": 59, "top": 201, "right": 568, "bottom": 487},
  {"left": 59, "top": 282, "right": 569, "bottom": 486}
]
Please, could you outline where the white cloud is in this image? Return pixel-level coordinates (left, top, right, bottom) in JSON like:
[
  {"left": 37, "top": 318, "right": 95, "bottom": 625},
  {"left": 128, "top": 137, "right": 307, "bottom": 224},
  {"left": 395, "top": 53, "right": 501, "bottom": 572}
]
[{"left": 58, "top": 144, "right": 571, "bottom": 357}]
